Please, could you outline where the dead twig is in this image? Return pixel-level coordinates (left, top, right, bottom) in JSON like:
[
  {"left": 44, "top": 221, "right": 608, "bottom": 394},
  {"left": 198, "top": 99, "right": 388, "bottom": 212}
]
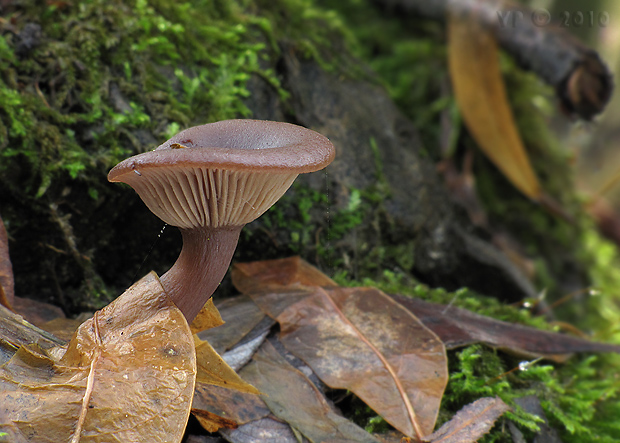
[{"left": 374, "top": 0, "right": 613, "bottom": 119}]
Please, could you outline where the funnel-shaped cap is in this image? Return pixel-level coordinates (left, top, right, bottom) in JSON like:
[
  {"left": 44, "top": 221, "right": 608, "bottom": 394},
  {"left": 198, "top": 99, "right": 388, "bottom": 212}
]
[{"left": 108, "top": 119, "right": 335, "bottom": 229}]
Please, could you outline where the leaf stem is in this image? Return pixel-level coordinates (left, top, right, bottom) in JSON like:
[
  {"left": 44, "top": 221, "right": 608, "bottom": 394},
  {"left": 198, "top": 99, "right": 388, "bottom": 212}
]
[{"left": 71, "top": 311, "right": 102, "bottom": 443}]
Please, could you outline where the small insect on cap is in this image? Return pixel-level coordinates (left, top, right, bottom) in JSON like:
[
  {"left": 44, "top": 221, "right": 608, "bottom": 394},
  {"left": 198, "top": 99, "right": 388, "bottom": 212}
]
[{"left": 107, "top": 119, "right": 335, "bottom": 230}]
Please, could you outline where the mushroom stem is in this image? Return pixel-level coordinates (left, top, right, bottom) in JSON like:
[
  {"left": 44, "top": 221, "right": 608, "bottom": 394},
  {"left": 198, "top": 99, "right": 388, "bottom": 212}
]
[{"left": 160, "top": 226, "right": 242, "bottom": 322}]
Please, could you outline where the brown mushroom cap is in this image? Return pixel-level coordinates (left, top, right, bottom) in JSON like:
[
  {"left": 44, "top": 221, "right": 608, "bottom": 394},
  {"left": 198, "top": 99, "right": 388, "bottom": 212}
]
[{"left": 108, "top": 119, "right": 335, "bottom": 229}]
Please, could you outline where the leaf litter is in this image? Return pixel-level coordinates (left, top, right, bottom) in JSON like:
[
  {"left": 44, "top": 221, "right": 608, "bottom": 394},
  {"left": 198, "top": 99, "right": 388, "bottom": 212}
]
[
  {"left": 424, "top": 397, "right": 510, "bottom": 443},
  {"left": 240, "top": 339, "right": 380, "bottom": 443},
  {"left": 234, "top": 259, "right": 449, "bottom": 440},
  {"left": 191, "top": 335, "right": 265, "bottom": 432},
  {"left": 276, "top": 287, "right": 448, "bottom": 440},
  {"left": 196, "top": 294, "right": 267, "bottom": 354},
  {"left": 231, "top": 257, "right": 620, "bottom": 441},
  {"left": 3, "top": 254, "right": 620, "bottom": 441},
  {"left": 0, "top": 272, "right": 196, "bottom": 443}
]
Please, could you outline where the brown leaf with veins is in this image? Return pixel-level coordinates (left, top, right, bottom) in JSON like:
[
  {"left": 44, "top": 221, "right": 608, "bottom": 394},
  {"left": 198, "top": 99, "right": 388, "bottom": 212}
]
[
  {"left": 392, "top": 294, "right": 620, "bottom": 362},
  {"left": 232, "top": 257, "right": 619, "bottom": 438},
  {"left": 272, "top": 286, "right": 448, "bottom": 440},
  {"left": 232, "top": 260, "right": 325, "bottom": 320},
  {"left": 234, "top": 257, "right": 448, "bottom": 438},
  {"left": 236, "top": 257, "right": 620, "bottom": 362},
  {"left": 424, "top": 397, "right": 509, "bottom": 443},
  {"left": 0, "top": 272, "right": 196, "bottom": 443},
  {"left": 191, "top": 383, "right": 270, "bottom": 432}
]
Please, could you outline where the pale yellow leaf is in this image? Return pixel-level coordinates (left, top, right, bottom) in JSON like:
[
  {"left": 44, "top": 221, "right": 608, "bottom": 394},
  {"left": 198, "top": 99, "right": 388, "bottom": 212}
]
[{"left": 447, "top": 9, "right": 542, "bottom": 200}]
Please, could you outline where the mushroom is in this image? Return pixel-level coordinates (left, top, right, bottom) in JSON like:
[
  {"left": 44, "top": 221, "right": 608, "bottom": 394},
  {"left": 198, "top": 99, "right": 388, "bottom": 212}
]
[{"left": 108, "top": 119, "right": 335, "bottom": 322}]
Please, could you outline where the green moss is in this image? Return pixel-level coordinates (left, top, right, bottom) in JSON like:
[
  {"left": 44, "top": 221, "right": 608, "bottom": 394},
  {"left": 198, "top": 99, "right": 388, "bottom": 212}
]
[
  {"left": 252, "top": 0, "right": 354, "bottom": 71},
  {"left": 471, "top": 65, "right": 587, "bottom": 302},
  {"left": 1, "top": 0, "right": 257, "bottom": 195},
  {"left": 322, "top": 25, "right": 620, "bottom": 440},
  {"left": 259, "top": 182, "right": 367, "bottom": 260},
  {"left": 256, "top": 132, "right": 394, "bottom": 275},
  {"left": 317, "top": 0, "right": 452, "bottom": 151},
  {"left": 330, "top": 203, "right": 620, "bottom": 441},
  {"left": 579, "top": 225, "right": 620, "bottom": 344},
  {"left": 4, "top": 1, "right": 620, "bottom": 439},
  {"left": 318, "top": 0, "right": 589, "bottom": 303},
  {"left": 0, "top": 0, "right": 350, "bottom": 199},
  {"left": 442, "top": 347, "right": 620, "bottom": 442}
]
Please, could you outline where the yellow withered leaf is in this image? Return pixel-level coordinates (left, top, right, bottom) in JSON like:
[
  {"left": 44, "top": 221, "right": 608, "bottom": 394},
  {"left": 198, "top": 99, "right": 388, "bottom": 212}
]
[
  {"left": 194, "top": 335, "right": 259, "bottom": 394},
  {"left": 190, "top": 298, "right": 225, "bottom": 334},
  {"left": 447, "top": 9, "right": 542, "bottom": 200}
]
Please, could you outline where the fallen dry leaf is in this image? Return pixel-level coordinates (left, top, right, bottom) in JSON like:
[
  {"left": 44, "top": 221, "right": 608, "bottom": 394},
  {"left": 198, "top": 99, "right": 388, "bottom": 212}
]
[
  {"left": 234, "top": 258, "right": 449, "bottom": 438},
  {"left": 187, "top": 292, "right": 265, "bottom": 432},
  {"left": 191, "top": 383, "right": 270, "bottom": 432},
  {"left": 220, "top": 416, "right": 302, "bottom": 443},
  {"left": 192, "top": 408, "right": 239, "bottom": 433},
  {"left": 392, "top": 294, "right": 620, "bottom": 361},
  {"left": 191, "top": 336, "right": 261, "bottom": 433},
  {"left": 197, "top": 295, "right": 267, "bottom": 353},
  {"left": 0, "top": 272, "right": 196, "bottom": 443},
  {"left": 237, "top": 257, "right": 620, "bottom": 362},
  {"left": 447, "top": 7, "right": 541, "bottom": 200},
  {"left": 190, "top": 298, "right": 224, "bottom": 334},
  {"left": 263, "top": 286, "right": 448, "bottom": 440},
  {"left": 194, "top": 335, "right": 259, "bottom": 394},
  {"left": 12, "top": 296, "right": 67, "bottom": 328},
  {"left": 424, "top": 397, "right": 509, "bottom": 443},
  {"left": 0, "top": 214, "right": 14, "bottom": 309},
  {"left": 238, "top": 285, "right": 315, "bottom": 320},
  {"left": 232, "top": 258, "right": 335, "bottom": 321},
  {"left": 232, "top": 256, "right": 338, "bottom": 294},
  {"left": 231, "top": 257, "right": 620, "bottom": 440},
  {"left": 0, "top": 303, "right": 64, "bottom": 366},
  {"left": 241, "top": 340, "right": 380, "bottom": 443}
]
